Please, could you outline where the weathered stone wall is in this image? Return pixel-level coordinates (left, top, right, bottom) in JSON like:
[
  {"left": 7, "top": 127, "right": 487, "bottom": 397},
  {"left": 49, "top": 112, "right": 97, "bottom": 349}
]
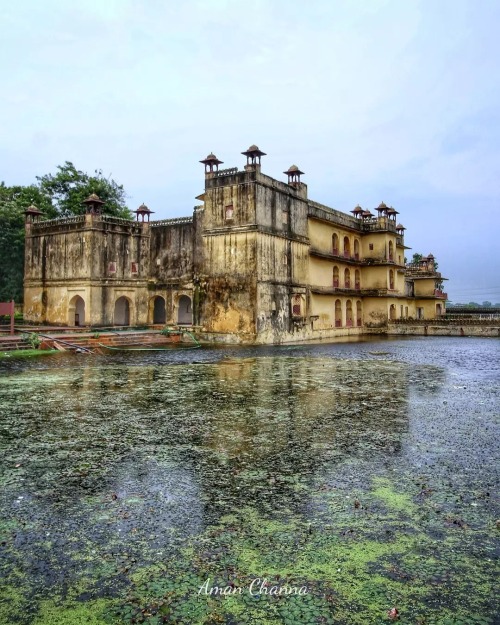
[{"left": 388, "top": 322, "right": 500, "bottom": 337}]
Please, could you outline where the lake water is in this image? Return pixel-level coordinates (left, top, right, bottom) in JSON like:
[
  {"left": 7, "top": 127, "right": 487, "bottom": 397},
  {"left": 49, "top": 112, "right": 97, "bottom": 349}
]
[{"left": 0, "top": 336, "right": 498, "bottom": 625}]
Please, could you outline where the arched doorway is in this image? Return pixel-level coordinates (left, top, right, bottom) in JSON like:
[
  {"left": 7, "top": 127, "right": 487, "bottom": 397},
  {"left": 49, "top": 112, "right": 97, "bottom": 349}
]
[
  {"left": 114, "top": 296, "right": 131, "bottom": 326},
  {"left": 436, "top": 303, "right": 442, "bottom": 317},
  {"left": 356, "top": 300, "right": 362, "bottom": 326},
  {"left": 333, "top": 266, "right": 339, "bottom": 288},
  {"left": 389, "top": 304, "right": 396, "bottom": 320},
  {"left": 355, "top": 269, "right": 361, "bottom": 290},
  {"left": 335, "top": 299, "right": 342, "bottom": 327},
  {"left": 354, "top": 239, "right": 360, "bottom": 260},
  {"left": 177, "top": 295, "right": 192, "bottom": 325},
  {"left": 343, "top": 236, "right": 351, "bottom": 258},
  {"left": 152, "top": 296, "right": 166, "bottom": 324},
  {"left": 344, "top": 268, "right": 351, "bottom": 289},
  {"left": 346, "top": 300, "right": 353, "bottom": 327},
  {"left": 68, "top": 295, "right": 85, "bottom": 326},
  {"left": 332, "top": 233, "right": 339, "bottom": 255}
]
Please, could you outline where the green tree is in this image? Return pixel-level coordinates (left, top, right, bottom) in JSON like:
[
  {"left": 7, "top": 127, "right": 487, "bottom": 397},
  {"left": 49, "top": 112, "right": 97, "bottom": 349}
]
[
  {"left": 0, "top": 183, "right": 54, "bottom": 303},
  {"left": 37, "top": 161, "right": 131, "bottom": 218},
  {"left": 0, "top": 165, "right": 131, "bottom": 303}
]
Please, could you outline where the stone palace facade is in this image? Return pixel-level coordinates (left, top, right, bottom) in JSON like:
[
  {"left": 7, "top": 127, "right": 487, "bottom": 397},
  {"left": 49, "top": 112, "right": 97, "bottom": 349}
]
[{"left": 23, "top": 146, "right": 447, "bottom": 343}]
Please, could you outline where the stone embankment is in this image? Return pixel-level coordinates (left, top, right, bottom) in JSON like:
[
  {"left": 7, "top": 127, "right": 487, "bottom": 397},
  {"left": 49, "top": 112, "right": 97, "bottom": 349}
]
[{"left": 388, "top": 319, "right": 500, "bottom": 337}]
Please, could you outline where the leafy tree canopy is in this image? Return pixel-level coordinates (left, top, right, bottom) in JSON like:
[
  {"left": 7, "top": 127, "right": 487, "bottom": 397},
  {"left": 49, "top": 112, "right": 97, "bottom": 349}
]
[
  {"left": 36, "top": 161, "right": 131, "bottom": 218},
  {"left": 0, "top": 164, "right": 131, "bottom": 303}
]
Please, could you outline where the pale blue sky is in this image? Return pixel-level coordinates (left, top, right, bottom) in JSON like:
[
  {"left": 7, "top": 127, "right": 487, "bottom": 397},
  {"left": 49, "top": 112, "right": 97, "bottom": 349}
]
[{"left": 1, "top": 0, "right": 499, "bottom": 303}]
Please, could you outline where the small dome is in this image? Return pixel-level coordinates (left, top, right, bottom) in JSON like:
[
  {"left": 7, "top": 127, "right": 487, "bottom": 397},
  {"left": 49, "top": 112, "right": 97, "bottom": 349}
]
[
  {"left": 248, "top": 144, "right": 260, "bottom": 151},
  {"left": 206, "top": 153, "right": 218, "bottom": 160},
  {"left": 288, "top": 164, "right": 299, "bottom": 171},
  {"left": 137, "top": 203, "right": 151, "bottom": 213},
  {"left": 396, "top": 223, "right": 405, "bottom": 229},
  {"left": 83, "top": 193, "right": 104, "bottom": 204},
  {"left": 377, "top": 201, "right": 388, "bottom": 209}
]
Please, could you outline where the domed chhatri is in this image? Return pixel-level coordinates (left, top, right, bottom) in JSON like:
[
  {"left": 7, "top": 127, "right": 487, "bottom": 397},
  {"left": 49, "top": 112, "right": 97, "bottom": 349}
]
[
  {"left": 284, "top": 164, "right": 304, "bottom": 185},
  {"left": 82, "top": 192, "right": 105, "bottom": 214},
  {"left": 24, "top": 204, "right": 43, "bottom": 223},
  {"left": 133, "top": 203, "right": 155, "bottom": 222},
  {"left": 242, "top": 144, "right": 266, "bottom": 167},
  {"left": 351, "top": 204, "right": 364, "bottom": 218},
  {"left": 200, "top": 152, "right": 223, "bottom": 174}
]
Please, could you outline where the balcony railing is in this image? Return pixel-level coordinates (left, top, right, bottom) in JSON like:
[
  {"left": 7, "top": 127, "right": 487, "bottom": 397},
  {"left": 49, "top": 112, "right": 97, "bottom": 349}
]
[{"left": 434, "top": 290, "right": 448, "bottom": 299}]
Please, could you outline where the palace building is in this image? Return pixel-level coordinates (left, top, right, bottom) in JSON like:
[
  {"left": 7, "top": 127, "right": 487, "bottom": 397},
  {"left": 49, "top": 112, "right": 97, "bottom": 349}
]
[{"left": 23, "top": 146, "right": 447, "bottom": 343}]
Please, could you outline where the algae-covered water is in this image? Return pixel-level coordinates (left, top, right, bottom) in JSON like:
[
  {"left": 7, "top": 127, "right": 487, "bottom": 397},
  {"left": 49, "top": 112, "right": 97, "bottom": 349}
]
[{"left": 0, "top": 336, "right": 498, "bottom": 625}]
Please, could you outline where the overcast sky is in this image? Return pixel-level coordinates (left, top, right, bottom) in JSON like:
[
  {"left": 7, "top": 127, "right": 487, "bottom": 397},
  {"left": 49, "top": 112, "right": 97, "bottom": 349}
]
[{"left": 1, "top": 0, "right": 499, "bottom": 303}]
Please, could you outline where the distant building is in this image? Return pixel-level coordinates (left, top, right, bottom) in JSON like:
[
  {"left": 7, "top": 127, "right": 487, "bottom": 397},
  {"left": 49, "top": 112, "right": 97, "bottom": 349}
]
[{"left": 23, "top": 146, "right": 447, "bottom": 343}]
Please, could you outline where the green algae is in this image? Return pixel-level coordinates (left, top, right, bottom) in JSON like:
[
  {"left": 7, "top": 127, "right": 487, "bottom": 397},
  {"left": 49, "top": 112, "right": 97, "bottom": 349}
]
[
  {"left": 32, "top": 599, "right": 111, "bottom": 625},
  {"left": 0, "top": 346, "right": 498, "bottom": 624},
  {"left": 0, "top": 349, "right": 58, "bottom": 358},
  {"left": 371, "top": 477, "right": 417, "bottom": 513}
]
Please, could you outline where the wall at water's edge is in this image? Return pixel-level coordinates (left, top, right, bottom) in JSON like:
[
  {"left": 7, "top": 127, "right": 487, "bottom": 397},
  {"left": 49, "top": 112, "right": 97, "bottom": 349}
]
[{"left": 387, "top": 324, "right": 500, "bottom": 337}]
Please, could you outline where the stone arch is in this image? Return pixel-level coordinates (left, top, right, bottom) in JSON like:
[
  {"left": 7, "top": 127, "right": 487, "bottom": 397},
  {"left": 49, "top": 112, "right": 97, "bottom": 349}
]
[
  {"left": 68, "top": 295, "right": 85, "bottom": 326},
  {"left": 355, "top": 269, "right": 361, "bottom": 290},
  {"left": 332, "top": 233, "right": 339, "bottom": 255},
  {"left": 343, "top": 236, "right": 351, "bottom": 258},
  {"left": 150, "top": 296, "right": 166, "bottom": 324},
  {"left": 114, "top": 296, "right": 131, "bottom": 326},
  {"left": 177, "top": 295, "right": 192, "bottom": 325},
  {"left": 346, "top": 299, "right": 353, "bottom": 327},
  {"left": 344, "top": 268, "right": 351, "bottom": 289},
  {"left": 356, "top": 300, "right": 362, "bottom": 326},
  {"left": 335, "top": 299, "right": 342, "bottom": 327},
  {"left": 333, "top": 266, "right": 339, "bottom": 288}
]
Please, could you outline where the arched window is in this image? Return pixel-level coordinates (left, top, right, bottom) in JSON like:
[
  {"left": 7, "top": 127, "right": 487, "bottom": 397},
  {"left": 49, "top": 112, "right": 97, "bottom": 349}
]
[
  {"left": 114, "top": 296, "right": 131, "bottom": 326},
  {"left": 332, "top": 233, "right": 339, "bottom": 255},
  {"left": 389, "top": 304, "right": 396, "bottom": 320},
  {"left": 68, "top": 295, "right": 85, "bottom": 326},
  {"left": 388, "top": 240, "right": 394, "bottom": 261},
  {"left": 292, "top": 294, "right": 303, "bottom": 317},
  {"left": 389, "top": 269, "right": 395, "bottom": 290},
  {"left": 335, "top": 299, "right": 342, "bottom": 327},
  {"left": 346, "top": 300, "right": 353, "bottom": 327},
  {"left": 343, "top": 236, "right": 351, "bottom": 258},
  {"left": 332, "top": 266, "right": 339, "bottom": 288},
  {"left": 178, "top": 295, "right": 192, "bottom": 325},
  {"left": 151, "top": 296, "right": 166, "bottom": 324},
  {"left": 344, "top": 268, "right": 351, "bottom": 289},
  {"left": 354, "top": 239, "right": 360, "bottom": 260},
  {"left": 355, "top": 270, "right": 361, "bottom": 290},
  {"left": 356, "top": 301, "right": 362, "bottom": 326},
  {"left": 436, "top": 303, "right": 442, "bottom": 317}
]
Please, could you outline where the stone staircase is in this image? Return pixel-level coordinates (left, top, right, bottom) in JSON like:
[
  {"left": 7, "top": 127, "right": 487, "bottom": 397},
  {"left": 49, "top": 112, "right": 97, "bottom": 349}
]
[{"left": 0, "top": 330, "right": 184, "bottom": 353}]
